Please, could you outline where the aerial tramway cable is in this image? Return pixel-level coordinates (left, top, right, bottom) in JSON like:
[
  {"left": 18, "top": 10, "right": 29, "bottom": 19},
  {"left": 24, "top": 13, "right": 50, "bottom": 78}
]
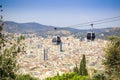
[
  {"left": 51, "top": 16, "right": 120, "bottom": 43},
  {"left": 65, "top": 16, "right": 120, "bottom": 28},
  {"left": 63, "top": 16, "right": 120, "bottom": 41}
]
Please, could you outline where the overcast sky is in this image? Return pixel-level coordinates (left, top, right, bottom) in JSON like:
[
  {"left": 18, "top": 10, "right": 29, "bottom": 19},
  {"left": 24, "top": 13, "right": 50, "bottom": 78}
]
[{"left": 1, "top": 0, "right": 120, "bottom": 29}]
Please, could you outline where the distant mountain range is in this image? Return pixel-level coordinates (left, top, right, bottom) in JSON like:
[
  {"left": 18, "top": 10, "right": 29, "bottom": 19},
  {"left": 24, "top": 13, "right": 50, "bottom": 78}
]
[
  {"left": 2, "top": 21, "right": 120, "bottom": 39},
  {"left": 3, "top": 21, "right": 55, "bottom": 33},
  {"left": 2, "top": 21, "right": 116, "bottom": 32}
]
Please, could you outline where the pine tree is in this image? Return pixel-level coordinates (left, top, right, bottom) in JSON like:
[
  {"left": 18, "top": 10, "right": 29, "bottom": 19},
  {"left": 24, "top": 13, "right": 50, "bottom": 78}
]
[{"left": 79, "top": 54, "right": 88, "bottom": 76}]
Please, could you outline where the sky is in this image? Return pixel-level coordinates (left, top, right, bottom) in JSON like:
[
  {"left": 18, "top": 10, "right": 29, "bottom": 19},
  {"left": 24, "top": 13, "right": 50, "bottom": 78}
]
[{"left": 0, "top": 0, "right": 120, "bottom": 29}]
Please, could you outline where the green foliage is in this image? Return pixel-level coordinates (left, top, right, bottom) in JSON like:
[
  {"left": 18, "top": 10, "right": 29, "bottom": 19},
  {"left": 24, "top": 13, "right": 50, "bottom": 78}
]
[
  {"left": 79, "top": 54, "right": 88, "bottom": 76},
  {"left": 0, "top": 26, "right": 3, "bottom": 46},
  {"left": 20, "top": 35, "right": 25, "bottom": 40},
  {"left": 0, "top": 47, "right": 17, "bottom": 80},
  {"left": 92, "top": 71, "right": 106, "bottom": 80},
  {"left": 0, "top": 27, "right": 35, "bottom": 79},
  {"left": 73, "top": 54, "right": 88, "bottom": 76},
  {"left": 17, "top": 46, "right": 21, "bottom": 53},
  {"left": 46, "top": 72, "right": 89, "bottom": 80},
  {"left": 15, "top": 74, "right": 37, "bottom": 80},
  {"left": 73, "top": 64, "right": 79, "bottom": 74},
  {"left": 103, "top": 36, "right": 120, "bottom": 79},
  {"left": 0, "top": 26, "right": 2, "bottom": 32},
  {"left": 17, "top": 35, "right": 25, "bottom": 44}
]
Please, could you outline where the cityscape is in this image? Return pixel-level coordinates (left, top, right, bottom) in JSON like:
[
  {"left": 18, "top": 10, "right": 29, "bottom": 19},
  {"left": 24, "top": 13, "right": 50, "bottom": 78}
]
[{"left": 0, "top": 0, "right": 120, "bottom": 80}]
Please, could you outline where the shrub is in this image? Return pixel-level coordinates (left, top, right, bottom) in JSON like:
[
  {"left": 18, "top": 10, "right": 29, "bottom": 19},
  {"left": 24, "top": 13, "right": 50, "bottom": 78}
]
[{"left": 15, "top": 74, "right": 37, "bottom": 80}]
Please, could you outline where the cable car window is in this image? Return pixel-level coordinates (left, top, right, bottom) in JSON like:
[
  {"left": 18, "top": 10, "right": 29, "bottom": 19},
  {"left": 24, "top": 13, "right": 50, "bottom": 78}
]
[{"left": 87, "top": 32, "right": 95, "bottom": 41}]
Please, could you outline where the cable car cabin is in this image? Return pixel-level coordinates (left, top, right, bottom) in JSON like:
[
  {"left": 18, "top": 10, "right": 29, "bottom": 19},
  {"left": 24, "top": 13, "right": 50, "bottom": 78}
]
[
  {"left": 52, "top": 36, "right": 61, "bottom": 45},
  {"left": 87, "top": 32, "right": 95, "bottom": 41}
]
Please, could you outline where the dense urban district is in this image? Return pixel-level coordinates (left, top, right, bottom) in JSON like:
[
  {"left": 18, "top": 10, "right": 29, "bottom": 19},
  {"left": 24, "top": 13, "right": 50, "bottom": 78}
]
[{"left": 1, "top": 31, "right": 109, "bottom": 80}]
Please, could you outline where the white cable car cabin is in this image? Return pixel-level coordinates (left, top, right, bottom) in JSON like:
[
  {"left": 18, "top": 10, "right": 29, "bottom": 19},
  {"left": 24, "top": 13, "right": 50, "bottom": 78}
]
[
  {"left": 87, "top": 32, "right": 95, "bottom": 41},
  {"left": 52, "top": 36, "right": 61, "bottom": 45}
]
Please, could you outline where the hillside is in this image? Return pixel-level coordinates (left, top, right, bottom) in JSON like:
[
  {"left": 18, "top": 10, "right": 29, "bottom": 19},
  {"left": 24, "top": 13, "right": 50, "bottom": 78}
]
[
  {"left": 3, "top": 21, "right": 54, "bottom": 33},
  {"left": 2, "top": 21, "right": 120, "bottom": 39}
]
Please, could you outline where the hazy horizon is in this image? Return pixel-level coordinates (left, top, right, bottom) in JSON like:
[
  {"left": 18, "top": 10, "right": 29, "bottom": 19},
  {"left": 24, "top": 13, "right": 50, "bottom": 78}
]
[{"left": 1, "top": 0, "right": 120, "bottom": 29}]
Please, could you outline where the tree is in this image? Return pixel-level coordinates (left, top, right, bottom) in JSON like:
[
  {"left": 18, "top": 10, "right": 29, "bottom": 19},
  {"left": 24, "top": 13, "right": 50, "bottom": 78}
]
[
  {"left": 0, "top": 6, "right": 36, "bottom": 79},
  {"left": 73, "top": 63, "right": 79, "bottom": 74},
  {"left": 0, "top": 25, "right": 21, "bottom": 79},
  {"left": 103, "top": 36, "right": 120, "bottom": 79},
  {"left": 0, "top": 42, "right": 18, "bottom": 79},
  {"left": 0, "top": 22, "right": 36, "bottom": 79},
  {"left": 79, "top": 54, "right": 88, "bottom": 76}
]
